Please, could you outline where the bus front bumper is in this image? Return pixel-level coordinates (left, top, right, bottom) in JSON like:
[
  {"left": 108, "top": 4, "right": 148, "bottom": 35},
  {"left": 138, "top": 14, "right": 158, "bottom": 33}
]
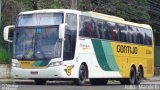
[{"left": 11, "top": 66, "right": 67, "bottom": 79}]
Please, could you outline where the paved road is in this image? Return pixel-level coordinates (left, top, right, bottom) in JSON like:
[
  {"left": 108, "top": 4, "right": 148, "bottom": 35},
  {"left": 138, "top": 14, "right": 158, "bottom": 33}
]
[{"left": 1, "top": 81, "right": 160, "bottom": 90}]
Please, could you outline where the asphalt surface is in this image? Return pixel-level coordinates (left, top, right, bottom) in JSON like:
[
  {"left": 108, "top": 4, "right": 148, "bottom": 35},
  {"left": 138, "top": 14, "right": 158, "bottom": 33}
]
[{"left": 1, "top": 81, "right": 160, "bottom": 90}]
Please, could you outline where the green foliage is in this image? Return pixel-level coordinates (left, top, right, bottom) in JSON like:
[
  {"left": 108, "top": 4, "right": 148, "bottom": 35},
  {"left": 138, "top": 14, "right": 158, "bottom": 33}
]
[
  {"left": 85, "top": 0, "right": 150, "bottom": 24},
  {"left": 49, "top": 0, "right": 71, "bottom": 9},
  {"left": 0, "top": 80, "right": 15, "bottom": 84},
  {"left": 0, "top": 48, "right": 12, "bottom": 64}
]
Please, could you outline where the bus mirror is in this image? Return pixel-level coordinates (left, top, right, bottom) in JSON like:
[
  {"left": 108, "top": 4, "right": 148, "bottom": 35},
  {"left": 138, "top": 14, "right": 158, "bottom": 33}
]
[
  {"left": 59, "top": 23, "right": 66, "bottom": 40},
  {"left": 4, "top": 25, "right": 15, "bottom": 43}
]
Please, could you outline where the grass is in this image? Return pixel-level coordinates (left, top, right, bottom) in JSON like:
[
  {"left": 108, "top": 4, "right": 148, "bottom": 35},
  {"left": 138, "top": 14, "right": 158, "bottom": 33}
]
[
  {"left": 0, "top": 48, "right": 12, "bottom": 64},
  {"left": 0, "top": 80, "right": 15, "bottom": 84}
]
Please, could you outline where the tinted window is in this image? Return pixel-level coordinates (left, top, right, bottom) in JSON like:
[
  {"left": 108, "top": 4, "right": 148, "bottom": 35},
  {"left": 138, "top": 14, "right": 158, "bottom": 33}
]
[
  {"left": 137, "top": 28, "right": 145, "bottom": 44},
  {"left": 63, "top": 13, "right": 77, "bottom": 60},
  {"left": 93, "top": 18, "right": 100, "bottom": 38},
  {"left": 96, "top": 19, "right": 105, "bottom": 39},
  {"left": 92, "top": 18, "right": 99, "bottom": 38},
  {"left": 145, "top": 29, "right": 152, "bottom": 45},
  {"left": 118, "top": 24, "right": 127, "bottom": 42},
  {"left": 128, "top": 26, "right": 137, "bottom": 43},
  {"left": 104, "top": 22, "right": 118, "bottom": 41},
  {"left": 79, "top": 16, "right": 94, "bottom": 37}
]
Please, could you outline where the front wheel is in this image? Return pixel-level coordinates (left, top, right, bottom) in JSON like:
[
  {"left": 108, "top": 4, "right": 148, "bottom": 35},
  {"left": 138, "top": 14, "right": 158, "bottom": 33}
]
[{"left": 74, "top": 64, "right": 87, "bottom": 85}]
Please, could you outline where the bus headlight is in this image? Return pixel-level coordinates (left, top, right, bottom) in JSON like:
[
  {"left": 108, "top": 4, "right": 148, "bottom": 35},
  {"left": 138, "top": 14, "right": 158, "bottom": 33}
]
[
  {"left": 48, "top": 61, "right": 62, "bottom": 67},
  {"left": 12, "top": 62, "right": 20, "bottom": 67}
]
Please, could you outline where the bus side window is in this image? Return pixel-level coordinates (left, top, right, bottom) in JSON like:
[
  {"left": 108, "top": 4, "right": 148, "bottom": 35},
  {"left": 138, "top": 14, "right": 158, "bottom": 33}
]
[
  {"left": 128, "top": 26, "right": 133, "bottom": 43},
  {"left": 105, "top": 22, "right": 118, "bottom": 41},
  {"left": 145, "top": 29, "right": 152, "bottom": 45},
  {"left": 103, "top": 22, "right": 113, "bottom": 40},
  {"left": 128, "top": 26, "right": 137, "bottom": 44},
  {"left": 97, "top": 21, "right": 105, "bottom": 39},
  {"left": 93, "top": 18, "right": 100, "bottom": 38},
  {"left": 85, "top": 21, "right": 93, "bottom": 37},
  {"left": 79, "top": 15, "right": 84, "bottom": 37},
  {"left": 64, "top": 13, "right": 77, "bottom": 60},
  {"left": 117, "top": 24, "right": 127, "bottom": 42},
  {"left": 92, "top": 18, "right": 99, "bottom": 38},
  {"left": 149, "top": 30, "right": 152, "bottom": 45},
  {"left": 79, "top": 15, "right": 93, "bottom": 37},
  {"left": 137, "top": 28, "right": 145, "bottom": 44}
]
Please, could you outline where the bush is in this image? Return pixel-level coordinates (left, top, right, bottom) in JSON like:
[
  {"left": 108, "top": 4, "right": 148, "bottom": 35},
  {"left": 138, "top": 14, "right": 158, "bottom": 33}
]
[{"left": 0, "top": 48, "right": 12, "bottom": 64}]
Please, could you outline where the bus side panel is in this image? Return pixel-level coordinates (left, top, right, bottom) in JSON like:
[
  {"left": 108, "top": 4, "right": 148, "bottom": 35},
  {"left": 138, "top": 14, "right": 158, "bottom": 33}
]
[
  {"left": 78, "top": 38, "right": 153, "bottom": 78},
  {"left": 111, "top": 42, "right": 154, "bottom": 78},
  {"left": 78, "top": 38, "right": 122, "bottom": 78},
  {"left": 91, "top": 39, "right": 122, "bottom": 78}
]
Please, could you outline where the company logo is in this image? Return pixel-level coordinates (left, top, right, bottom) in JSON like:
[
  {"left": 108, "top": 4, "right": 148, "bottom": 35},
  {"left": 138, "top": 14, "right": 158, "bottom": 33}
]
[
  {"left": 117, "top": 45, "right": 138, "bottom": 54},
  {"left": 64, "top": 65, "right": 74, "bottom": 76},
  {"left": 80, "top": 43, "right": 91, "bottom": 50}
]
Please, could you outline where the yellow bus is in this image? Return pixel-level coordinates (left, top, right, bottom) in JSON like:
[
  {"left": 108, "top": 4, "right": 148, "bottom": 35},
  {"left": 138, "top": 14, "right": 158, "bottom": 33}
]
[{"left": 4, "top": 9, "right": 154, "bottom": 85}]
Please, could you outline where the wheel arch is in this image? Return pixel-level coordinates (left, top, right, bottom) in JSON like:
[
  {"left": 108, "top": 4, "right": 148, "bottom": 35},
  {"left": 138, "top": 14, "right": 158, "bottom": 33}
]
[
  {"left": 131, "top": 64, "right": 136, "bottom": 71},
  {"left": 138, "top": 64, "right": 144, "bottom": 78}
]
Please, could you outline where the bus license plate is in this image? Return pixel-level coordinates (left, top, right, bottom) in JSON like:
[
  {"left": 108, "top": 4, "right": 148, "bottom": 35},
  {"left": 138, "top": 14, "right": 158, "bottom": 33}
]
[{"left": 31, "top": 71, "right": 38, "bottom": 75}]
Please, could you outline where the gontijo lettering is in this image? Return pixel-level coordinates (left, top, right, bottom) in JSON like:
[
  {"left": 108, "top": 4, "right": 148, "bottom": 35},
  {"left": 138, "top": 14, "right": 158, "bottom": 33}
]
[{"left": 117, "top": 45, "right": 138, "bottom": 54}]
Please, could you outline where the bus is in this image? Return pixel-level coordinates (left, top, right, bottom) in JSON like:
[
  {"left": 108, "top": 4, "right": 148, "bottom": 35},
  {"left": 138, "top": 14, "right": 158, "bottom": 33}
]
[{"left": 4, "top": 9, "right": 154, "bottom": 85}]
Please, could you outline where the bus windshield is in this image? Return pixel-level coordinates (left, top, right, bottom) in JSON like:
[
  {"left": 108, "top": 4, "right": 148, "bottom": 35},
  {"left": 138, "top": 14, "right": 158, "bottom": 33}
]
[
  {"left": 16, "top": 13, "right": 63, "bottom": 27},
  {"left": 13, "top": 27, "right": 61, "bottom": 60}
]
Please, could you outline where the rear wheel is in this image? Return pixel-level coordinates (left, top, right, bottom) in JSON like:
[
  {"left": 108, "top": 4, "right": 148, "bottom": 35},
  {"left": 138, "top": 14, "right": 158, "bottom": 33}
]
[
  {"left": 74, "top": 64, "right": 87, "bottom": 85},
  {"left": 90, "top": 79, "right": 108, "bottom": 85},
  {"left": 135, "top": 67, "right": 143, "bottom": 84},
  {"left": 126, "top": 67, "right": 136, "bottom": 85},
  {"left": 34, "top": 79, "right": 46, "bottom": 85}
]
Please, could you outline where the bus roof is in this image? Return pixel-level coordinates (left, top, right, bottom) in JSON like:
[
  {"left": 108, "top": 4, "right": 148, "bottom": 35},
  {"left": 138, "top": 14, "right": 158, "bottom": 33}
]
[
  {"left": 86, "top": 11, "right": 125, "bottom": 21},
  {"left": 19, "top": 9, "right": 152, "bottom": 30},
  {"left": 19, "top": 9, "right": 80, "bottom": 15}
]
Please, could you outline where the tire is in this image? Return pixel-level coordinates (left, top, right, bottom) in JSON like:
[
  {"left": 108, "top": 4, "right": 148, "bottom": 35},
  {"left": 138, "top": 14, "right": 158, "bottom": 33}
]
[
  {"left": 74, "top": 64, "right": 87, "bottom": 85},
  {"left": 135, "top": 67, "right": 143, "bottom": 84},
  {"left": 34, "top": 79, "right": 46, "bottom": 85},
  {"left": 90, "top": 79, "right": 108, "bottom": 85},
  {"left": 126, "top": 67, "right": 136, "bottom": 85}
]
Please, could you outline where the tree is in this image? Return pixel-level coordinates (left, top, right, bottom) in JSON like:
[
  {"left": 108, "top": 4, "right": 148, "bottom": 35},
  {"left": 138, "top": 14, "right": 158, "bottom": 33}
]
[
  {"left": 148, "top": 0, "right": 160, "bottom": 45},
  {"left": 0, "top": 0, "right": 21, "bottom": 50},
  {"left": 79, "top": 0, "right": 150, "bottom": 23}
]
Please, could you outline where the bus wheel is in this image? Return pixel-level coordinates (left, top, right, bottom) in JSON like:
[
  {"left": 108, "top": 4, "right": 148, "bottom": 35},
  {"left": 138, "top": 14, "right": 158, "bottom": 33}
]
[
  {"left": 34, "top": 79, "right": 46, "bottom": 85},
  {"left": 74, "top": 64, "right": 87, "bottom": 85},
  {"left": 126, "top": 67, "right": 136, "bottom": 85},
  {"left": 90, "top": 79, "right": 108, "bottom": 85},
  {"left": 135, "top": 67, "right": 143, "bottom": 84}
]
